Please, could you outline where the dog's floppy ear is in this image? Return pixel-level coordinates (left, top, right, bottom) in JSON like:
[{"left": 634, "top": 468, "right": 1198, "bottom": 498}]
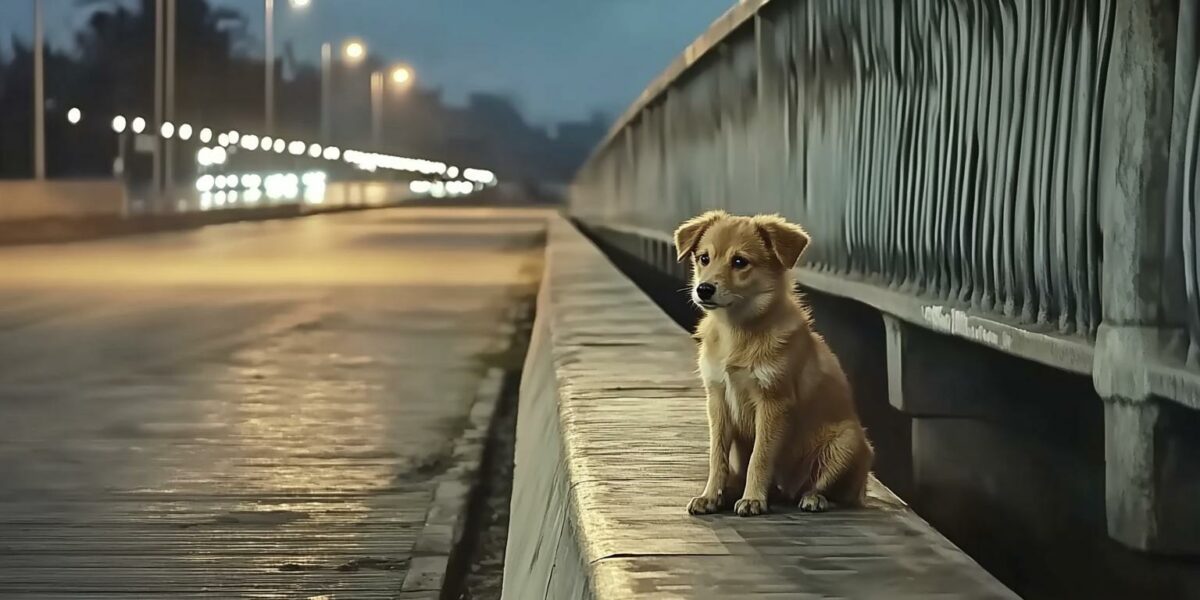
[
  {"left": 753, "top": 214, "right": 810, "bottom": 269},
  {"left": 674, "top": 210, "right": 726, "bottom": 261}
]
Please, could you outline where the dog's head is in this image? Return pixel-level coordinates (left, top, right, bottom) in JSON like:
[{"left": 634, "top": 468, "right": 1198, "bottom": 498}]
[{"left": 673, "top": 210, "right": 809, "bottom": 316}]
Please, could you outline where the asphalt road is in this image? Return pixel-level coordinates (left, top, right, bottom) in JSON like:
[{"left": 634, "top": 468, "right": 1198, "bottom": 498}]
[{"left": 0, "top": 207, "right": 546, "bottom": 598}]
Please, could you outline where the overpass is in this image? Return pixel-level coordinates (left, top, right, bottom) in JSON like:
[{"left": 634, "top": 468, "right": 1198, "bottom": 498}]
[{"left": 528, "top": 0, "right": 1200, "bottom": 597}]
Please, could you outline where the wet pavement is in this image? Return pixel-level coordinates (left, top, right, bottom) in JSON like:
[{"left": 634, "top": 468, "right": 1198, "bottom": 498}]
[{"left": 0, "top": 208, "right": 545, "bottom": 598}]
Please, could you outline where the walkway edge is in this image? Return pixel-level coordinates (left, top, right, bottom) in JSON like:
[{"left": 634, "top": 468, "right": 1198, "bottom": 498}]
[{"left": 399, "top": 367, "right": 506, "bottom": 599}]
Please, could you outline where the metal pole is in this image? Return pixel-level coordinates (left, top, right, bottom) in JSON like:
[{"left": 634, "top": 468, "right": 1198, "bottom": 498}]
[
  {"left": 265, "top": 0, "right": 275, "bottom": 134},
  {"left": 33, "top": 0, "right": 45, "bottom": 180},
  {"left": 152, "top": 0, "right": 164, "bottom": 211},
  {"left": 370, "top": 71, "right": 383, "bottom": 148},
  {"left": 165, "top": 0, "right": 176, "bottom": 208},
  {"left": 320, "top": 42, "right": 332, "bottom": 142}
]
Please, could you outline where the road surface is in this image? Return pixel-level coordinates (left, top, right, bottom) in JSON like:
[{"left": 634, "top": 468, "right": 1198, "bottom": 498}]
[{"left": 0, "top": 208, "right": 545, "bottom": 598}]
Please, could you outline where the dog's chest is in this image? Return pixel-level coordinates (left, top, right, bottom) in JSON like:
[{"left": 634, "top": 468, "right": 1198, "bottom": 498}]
[{"left": 699, "top": 353, "right": 774, "bottom": 426}]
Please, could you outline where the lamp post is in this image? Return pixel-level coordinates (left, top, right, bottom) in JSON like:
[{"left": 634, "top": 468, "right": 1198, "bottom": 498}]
[
  {"left": 371, "top": 65, "right": 413, "bottom": 149},
  {"left": 320, "top": 39, "right": 366, "bottom": 144},
  {"left": 33, "top": 0, "right": 45, "bottom": 180}
]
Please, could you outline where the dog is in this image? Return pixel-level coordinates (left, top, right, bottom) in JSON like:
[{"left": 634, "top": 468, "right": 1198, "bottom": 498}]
[{"left": 676, "top": 210, "right": 873, "bottom": 517}]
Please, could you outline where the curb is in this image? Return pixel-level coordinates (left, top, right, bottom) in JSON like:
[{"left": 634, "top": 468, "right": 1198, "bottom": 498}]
[{"left": 399, "top": 366, "right": 506, "bottom": 600}]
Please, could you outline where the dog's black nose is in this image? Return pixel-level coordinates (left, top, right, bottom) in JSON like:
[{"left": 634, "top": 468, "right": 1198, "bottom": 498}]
[{"left": 696, "top": 283, "right": 716, "bottom": 301}]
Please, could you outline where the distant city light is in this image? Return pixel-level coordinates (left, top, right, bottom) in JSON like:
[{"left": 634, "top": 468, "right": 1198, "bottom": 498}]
[
  {"left": 67, "top": 107, "right": 82, "bottom": 124},
  {"left": 273, "top": 138, "right": 286, "bottom": 153},
  {"left": 195, "top": 174, "right": 214, "bottom": 192},
  {"left": 160, "top": 122, "right": 175, "bottom": 139},
  {"left": 228, "top": 130, "right": 241, "bottom": 145},
  {"left": 391, "top": 66, "right": 412, "bottom": 85},
  {"left": 131, "top": 117, "right": 146, "bottom": 134},
  {"left": 111, "top": 116, "right": 127, "bottom": 133},
  {"left": 197, "top": 147, "right": 213, "bottom": 166},
  {"left": 446, "top": 166, "right": 459, "bottom": 178},
  {"left": 260, "top": 136, "right": 273, "bottom": 151},
  {"left": 323, "top": 146, "right": 341, "bottom": 161},
  {"left": 178, "top": 124, "right": 193, "bottom": 140},
  {"left": 199, "top": 127, "right": 213, "bottom": 143},
  {"left": 242, "top": 134, "right": 259, "bottom": 150},
  {"left": 288, "top": 141, "right": 306, "bottom": 155},
  {"left": 211, "top": 146, "right": 228, "bottom": 164},
  {"left": 217, "top": 132, "right": 229, "bottom": 146},
  {"left": 308, "top": 143, "right": 322, "bottom": 158}
]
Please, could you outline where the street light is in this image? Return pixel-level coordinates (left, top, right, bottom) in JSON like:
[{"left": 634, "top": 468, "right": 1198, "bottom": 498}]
[
  {"left": 343, "top": 40, "right": 366, "bottom": 62},
  {"left": 391, "top": 66, "right": 412, "bottom": 85},
  {"left": 321, "top": 37, "right": 368, "bottom": 142}
]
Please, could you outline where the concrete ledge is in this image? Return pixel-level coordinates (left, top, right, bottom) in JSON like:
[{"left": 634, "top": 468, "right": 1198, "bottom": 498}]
[{"left": 502, "top": 215, "right": 1018, "bottom": 599}]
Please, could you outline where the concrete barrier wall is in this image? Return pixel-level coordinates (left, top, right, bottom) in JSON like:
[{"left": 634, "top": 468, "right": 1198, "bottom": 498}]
[
  {"left": 503, "top": 215, "right": 1018, "bottom": 599},
  {"left": 0, "top": 180, "right": 124, "bottom": 221}
]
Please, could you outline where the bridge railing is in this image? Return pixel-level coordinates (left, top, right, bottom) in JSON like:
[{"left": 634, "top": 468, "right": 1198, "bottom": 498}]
[{"left": 570, "top": 0, "right": 1200, "bottom": 556}]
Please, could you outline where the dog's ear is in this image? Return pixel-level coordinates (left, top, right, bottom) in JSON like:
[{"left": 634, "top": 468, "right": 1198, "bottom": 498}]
[
  {"left": 674, "top": 210, "right": 726, "bottom": 261},
  {"left": 753, "top": 214, "right": 810, "bottom": 269}
]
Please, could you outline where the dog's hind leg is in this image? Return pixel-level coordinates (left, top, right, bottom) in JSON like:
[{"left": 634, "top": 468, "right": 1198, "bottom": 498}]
[{"left": 798, "top": 424, "right": 872, "bottom": 512}]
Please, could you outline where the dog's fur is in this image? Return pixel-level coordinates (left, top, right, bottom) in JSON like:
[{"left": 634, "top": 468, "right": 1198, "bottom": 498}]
[{"left": 676, "top": 210, "right": 873, "bottom": 517}]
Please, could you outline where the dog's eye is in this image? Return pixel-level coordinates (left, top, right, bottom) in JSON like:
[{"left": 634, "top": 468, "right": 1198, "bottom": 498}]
[
  {"left": 731, "top": 255, "right": 749, "bottom": 269},
  {"left": 698, "top": 253, "right": 710, "bottom": 266}
]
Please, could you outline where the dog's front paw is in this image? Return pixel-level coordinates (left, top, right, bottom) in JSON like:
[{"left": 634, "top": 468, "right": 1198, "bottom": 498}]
[
  {"left": 734, "top": 497, "right": 768, "bottom": 517},
  {"left": 798, "top": 493, "right": 829, "bottom": 513},
  {"left": 687, "top": 494, "right": 722, "bottom": 515}
]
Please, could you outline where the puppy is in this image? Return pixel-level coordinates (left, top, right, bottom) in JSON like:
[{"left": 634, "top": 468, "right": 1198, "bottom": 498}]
[{"left": 677, "top": 210, "right": 873, "bottom": 517}]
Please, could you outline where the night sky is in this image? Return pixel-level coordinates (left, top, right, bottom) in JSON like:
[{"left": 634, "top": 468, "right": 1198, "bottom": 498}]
[{"left": 0, "top": 0, "right": 733, "bottom": 125}]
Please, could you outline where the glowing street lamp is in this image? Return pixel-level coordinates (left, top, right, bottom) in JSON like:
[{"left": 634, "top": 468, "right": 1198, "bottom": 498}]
[
  {"left": 343, "top": 40, "right": 366, "bottom": 62},
  {"left": 391, "top": 66, "right": 412, "bottom": 85}
]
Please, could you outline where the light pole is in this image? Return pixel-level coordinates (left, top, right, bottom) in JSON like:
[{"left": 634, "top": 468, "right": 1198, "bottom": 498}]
[
  {"left": 164, "top": 0, "right": 177, "bottom": 207},
  {"left": 33, "top": 0, "right": 44, "bottom": 180},
  {"left": 371, "top": 65, "right": 413, "bottom": 149},
  {"left": 152, "top": 0, "right": 163, "bottom": 208},
  {"left": 320, "top": 39, "right": 366, "bottom": 144},
  {"left": 268, "top": 0, "right": 311, "bottom": 134}
]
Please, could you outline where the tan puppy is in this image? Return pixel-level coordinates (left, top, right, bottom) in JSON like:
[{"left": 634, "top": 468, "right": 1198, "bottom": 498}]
[{"left": 677, "top": 210, "right": 873, "bottom": 517}]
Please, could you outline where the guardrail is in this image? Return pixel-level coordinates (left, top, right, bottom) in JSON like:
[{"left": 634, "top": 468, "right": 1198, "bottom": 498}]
[{"left": 570, "top": 0, "right": 1200, "bottom": 556}]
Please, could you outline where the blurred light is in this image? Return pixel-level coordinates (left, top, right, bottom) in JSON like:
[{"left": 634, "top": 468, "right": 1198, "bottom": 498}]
[
  {"left": 430, "top": 181, "right": 446, "bottom": 198},
  {"left": 178, "top": 124, "right": 193, "bottom": 140},
  {"left": 131, "top": 117, "right": 146, "bottom": 134},
  {"left": 197, "top": 147, "right": 213, "bottom": 166},
  {"left": 160, "top": 122, "right": 175, "bottom": 139},
  {"left": 211, "top": 146, "right": 228, "bottom": 164},
  {"left": 195, "top": 174, "right": 215, "bottom": 192},
  {"left": 242, "top": 174, "right": 262, "bottom": 188},
  {"left": 289, "top": 0, "right": 311, "bottom": 7},
  {"left": 391, "top": 66, "right": 412, "bottom": 85},
  {"left": 260, "top": 136, "right": 273, "bottom": 151},
  {"left": 217, "top": 132, "right": 229, "bottom": 146},
  {"left": 308, "top": 143, "right": 322, "bottom": 158},
  {"left": 214, "top": 190, "right": 228, "bottom": 206},
  {"left": 199, "top": 127, "right": 213, "bottom": 143},
  {"left": 111, "top": 115, "right": 127, "bottom": 133},
  {"left": 343, "top": 40, "right": 366, "bottom": 62},
  {"left": 273, "top": 138, "right": 286, "bottom": 153},
  {"left": 244, "top": 188, "right": 263, "bottom": 204},
  {"left": 215, "top": 174, "right": 228, "bottom": 189},
  {"left": 67, "top": 107, "right": 82, "bottom": 124},
  {"left": 242, "top": 134, "right": 259, "bottom": 150},
  {"left": 463, "top": 168, "right": 495, "bottom": 184},
  {"left": 228, "top": 190, "right": 239, "bottom": 203},
  {"left": 200, "top": 191, "right": 213, "bottom": 211},
  {"left": 228, "top": 130, "right": 241, "bottom": 144},
  {"left": 323, "top": 146, "right": 341, "bottom": 161},
  {"left": 446, "top": 166, "right": 459, "bottom": 178},
  {"left": 409, "top": 180, "right": 432, "bottom": 194},
  {"left": 288, "top": 140, "right": 306, "bottom": 155},
  {"left": 302, "top": 171, "right": 326, "bottom": 186}
]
